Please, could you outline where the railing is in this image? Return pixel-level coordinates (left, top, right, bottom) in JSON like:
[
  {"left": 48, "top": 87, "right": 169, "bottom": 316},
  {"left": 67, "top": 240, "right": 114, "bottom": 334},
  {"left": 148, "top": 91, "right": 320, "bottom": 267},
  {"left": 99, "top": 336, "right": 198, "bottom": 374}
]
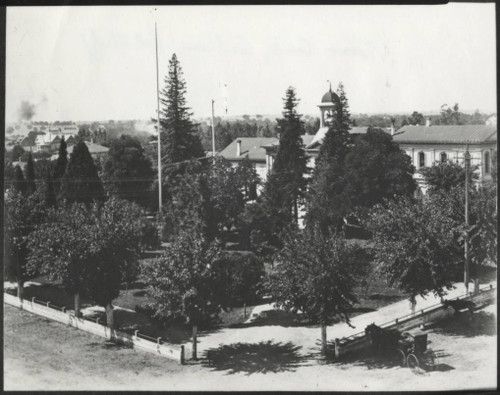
[{"left": 339, "top": 282, "right": 496, "bottom": 346}]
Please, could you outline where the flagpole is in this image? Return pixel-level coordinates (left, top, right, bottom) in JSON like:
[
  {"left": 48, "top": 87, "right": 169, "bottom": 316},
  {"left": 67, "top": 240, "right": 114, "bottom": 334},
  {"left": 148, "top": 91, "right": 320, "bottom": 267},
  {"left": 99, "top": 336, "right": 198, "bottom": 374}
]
[
  {"left": 211, "top": 99, "right": 216, "bottom": 157},
  {"left": 155, "top": 22, "right": 162, "bottom": 214}
]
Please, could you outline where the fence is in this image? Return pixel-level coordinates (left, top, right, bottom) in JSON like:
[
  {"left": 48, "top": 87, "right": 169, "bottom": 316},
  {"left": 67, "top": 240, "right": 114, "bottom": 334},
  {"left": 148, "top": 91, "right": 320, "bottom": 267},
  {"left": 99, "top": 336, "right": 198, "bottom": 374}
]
[
  {"left": 334, "top": 282, "right": 497, "bottom": 359},
  {"left": 4, "top": 292, "right": 186, "bottom": 364}
]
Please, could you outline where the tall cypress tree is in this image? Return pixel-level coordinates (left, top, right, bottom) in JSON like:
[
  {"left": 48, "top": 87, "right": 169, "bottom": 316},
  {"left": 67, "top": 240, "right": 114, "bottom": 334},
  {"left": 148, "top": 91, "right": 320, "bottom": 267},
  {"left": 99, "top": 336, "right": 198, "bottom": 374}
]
[
  {"left": 60, "top": 141, "right": 105, "bottom": 206},
  {"left": 159, "top": 53, "right": 205, "bottom": 166},
  {"left": 263, "top": 86, "right": 307, "bottom": 224},
  {"left": 12, "top": 165, "right": 26, "bottom": 195},
  {"left": 44, "top": 174, "right": 57, "bottom": 208},
  {"left": 26, "top": 152, "right": 36, "bottom": 195},
  {"left": 336, "top": 82, "right": 351, "bottom": 132},
  {"left": 53, "top": 136, "right": 68, "bottom": 194},
  {"left": 306, "top": 82, "right": 352, "bottom": 235}
]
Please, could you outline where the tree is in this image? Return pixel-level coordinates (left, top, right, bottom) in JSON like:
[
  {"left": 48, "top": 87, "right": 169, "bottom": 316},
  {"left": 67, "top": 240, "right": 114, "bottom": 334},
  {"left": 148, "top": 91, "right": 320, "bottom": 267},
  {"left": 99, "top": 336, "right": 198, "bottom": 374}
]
[
  {"left": 437, "top": 103, "right": 464, "bottom": 125},
  {"left": 43, "top": 174, "right": 57, "bottom": 208},
  {"left": 263, "top": 87, "right": 308, "bottom": 224},
  {"left": 234, "top": 157, "right": 260, "bottom": 201},
  {"left": 27, "top": 203, "right": 93, "bottom": 316},
  {"left": 306, "top": 83, "right": 352, "bottom": 234},
  {"left": 103, "top": 135, "right": 154, "bottom": 208},
  {"left": 367, "top": 196, "right": 462, "bottom": 312},
  {"left": 420, "top": 160, "right": 478, "bottom": 194},
  {"left": 60, "top": 140, "right": 105, "bottom": 206},
  {"left": 407, "top": 111, "right": 425, "bottom": 126},
  {"left": 344, "top": 128, "right": 416, "bottom": 209},
  {"left": 142, "top": 229, "right": 227, "bottom": 359},
  {"left": 11, "top": 145, "right": 25, "bottom": 162},
  {"left": 269, "top": 227, "right": 365, "bottom": 355},
  {"left": 12, "top": 165, "right": 27, "bottom": 195},
  {"left": 162, "top": 158, "right": 245, "bottom": 243},
  {"left": 159, "top": 53, "right": 205, "bottom": 186},
  {"left": 84, "top": 198, "right": 148, "bottom": 329},
  {"left": 53, "top": 136, "right": 68, "bottom": 194},
  {"left": 26, "top": 152, "right": 36, "bottom": 195},
  {"left": 28, "top": 198, "right": 149, "bottom": 321},
  {"left": 4, "top": 190, "right": 46, "bottom": 299},
  {"left": 336, "top": 82, "right": 351, "bottom": 132}
]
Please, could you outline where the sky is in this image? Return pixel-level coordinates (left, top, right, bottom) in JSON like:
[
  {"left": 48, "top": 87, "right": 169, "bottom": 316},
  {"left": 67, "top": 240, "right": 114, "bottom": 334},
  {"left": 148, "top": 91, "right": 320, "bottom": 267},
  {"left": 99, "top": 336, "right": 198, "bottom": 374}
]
[{"left": 5, "top": 4, "right": 497, "bottom": 123}]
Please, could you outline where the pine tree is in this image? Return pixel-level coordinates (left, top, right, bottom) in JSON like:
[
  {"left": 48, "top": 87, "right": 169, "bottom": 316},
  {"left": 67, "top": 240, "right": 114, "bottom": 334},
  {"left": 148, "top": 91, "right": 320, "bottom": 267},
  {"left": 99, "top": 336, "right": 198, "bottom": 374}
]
[
  {"left": 26, "top": 152, "right": 36, "bottom": 195},
  {"left": 159, "top": 54, "right": 205, "bottom": 166},
  {"left": 306, "top": 82, "right": 352, "bottom": 235},
  {"left": 336, "top": 82, "right": 351, "bottom": 131},
  {"left": 44, "top": 174, "right": 57, "bottom": 208},
  {"left": 12, "top": 165, "right": 26, "bottom": 195},
  {"left": 263, "top": 86, "right": 308, "bottom": 224},
  {"left": 53, "top": 136, "right": 68, "bottom": 194},
  {"left": 60, "top": 141, "right": 105, "bottom": 206}
]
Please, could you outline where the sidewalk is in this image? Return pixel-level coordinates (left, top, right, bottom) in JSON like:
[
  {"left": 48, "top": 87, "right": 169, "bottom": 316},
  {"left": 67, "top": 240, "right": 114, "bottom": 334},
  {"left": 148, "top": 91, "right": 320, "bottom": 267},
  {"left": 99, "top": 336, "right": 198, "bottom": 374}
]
[{"left": 194, "top": 281, "right": 496, "bottom": 357}]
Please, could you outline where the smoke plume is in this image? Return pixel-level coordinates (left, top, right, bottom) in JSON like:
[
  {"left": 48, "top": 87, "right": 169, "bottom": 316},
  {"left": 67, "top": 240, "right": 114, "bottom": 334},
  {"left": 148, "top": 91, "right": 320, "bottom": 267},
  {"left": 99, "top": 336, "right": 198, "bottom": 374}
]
[{"left": 18, "top": 101, "right": 36, "bottom": 121}]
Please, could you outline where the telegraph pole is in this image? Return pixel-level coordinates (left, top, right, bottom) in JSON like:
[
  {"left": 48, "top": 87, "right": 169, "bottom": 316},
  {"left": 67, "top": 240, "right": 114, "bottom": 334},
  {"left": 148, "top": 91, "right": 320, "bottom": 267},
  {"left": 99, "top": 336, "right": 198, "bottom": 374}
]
[
  {"left": 211, "top": 99, "right": 216, "bottom": 157},
  {"left": 464, "top": 144, "right": 470, "bottom": 293},
  {"left": 155, "top": 22, "right": 162, "bottom": 214}
]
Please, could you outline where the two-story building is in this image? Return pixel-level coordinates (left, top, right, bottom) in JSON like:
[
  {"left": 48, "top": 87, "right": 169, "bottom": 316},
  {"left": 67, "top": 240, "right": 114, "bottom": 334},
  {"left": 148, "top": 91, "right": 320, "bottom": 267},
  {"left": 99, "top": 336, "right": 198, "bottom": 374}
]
[{"left": 393, "top": 122, "right": 497, "bottom": 193}]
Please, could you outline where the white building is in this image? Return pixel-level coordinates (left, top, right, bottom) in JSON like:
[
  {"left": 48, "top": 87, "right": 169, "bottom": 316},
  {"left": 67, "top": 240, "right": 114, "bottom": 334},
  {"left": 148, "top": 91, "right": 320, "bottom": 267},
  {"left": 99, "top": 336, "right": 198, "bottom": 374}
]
[{"left": 393, "top": 123, "right": 497, "bottom": 193}]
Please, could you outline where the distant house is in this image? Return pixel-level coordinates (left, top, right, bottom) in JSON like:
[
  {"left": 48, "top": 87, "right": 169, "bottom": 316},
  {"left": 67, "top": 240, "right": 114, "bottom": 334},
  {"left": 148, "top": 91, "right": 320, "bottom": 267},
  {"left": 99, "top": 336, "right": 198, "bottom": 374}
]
[{"left": 50, "top": 141, "right": 109, "bottom": 161}]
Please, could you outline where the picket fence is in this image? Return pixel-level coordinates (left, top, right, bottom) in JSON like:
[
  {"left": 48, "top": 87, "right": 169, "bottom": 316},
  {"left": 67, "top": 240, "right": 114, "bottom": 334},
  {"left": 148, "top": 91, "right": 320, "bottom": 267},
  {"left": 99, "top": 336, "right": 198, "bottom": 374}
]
[{"left": 4, "top": 292, "right": 186, "bottom": 364}]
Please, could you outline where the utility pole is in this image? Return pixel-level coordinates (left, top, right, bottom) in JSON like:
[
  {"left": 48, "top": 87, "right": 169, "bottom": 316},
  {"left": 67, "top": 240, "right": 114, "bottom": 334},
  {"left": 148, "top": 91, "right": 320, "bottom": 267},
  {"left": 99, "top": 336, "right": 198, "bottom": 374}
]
[
  {"left": 155, "top": 22, "right": 162, "bottom": 214},
  {"left": 211, "top": 99, "right": 216, "bottom": 158},
  {"left": 464, "top": 144, "right": 470, "bottom": 293}
]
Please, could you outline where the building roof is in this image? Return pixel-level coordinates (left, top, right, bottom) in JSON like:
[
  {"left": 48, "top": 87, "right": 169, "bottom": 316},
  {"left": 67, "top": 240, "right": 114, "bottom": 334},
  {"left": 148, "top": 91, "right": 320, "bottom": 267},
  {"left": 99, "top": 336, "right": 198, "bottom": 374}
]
[
  {"left": 50, "top": 141, "right": 109, "bottom": 161},
  {"left": 393, "top": 124, "right": 497, "bottom": 144},
  {"left": 68, "top": 141, "right": 109, "bottom": 155},
  {"left": 219, "top": 135, "right": 315, "bottom": 162},
  {"left": 306, "top": 126, "right": 382, "bottom": 149},
  {"left": 321, "top": 90, "right": 340, "bottom": 104}
]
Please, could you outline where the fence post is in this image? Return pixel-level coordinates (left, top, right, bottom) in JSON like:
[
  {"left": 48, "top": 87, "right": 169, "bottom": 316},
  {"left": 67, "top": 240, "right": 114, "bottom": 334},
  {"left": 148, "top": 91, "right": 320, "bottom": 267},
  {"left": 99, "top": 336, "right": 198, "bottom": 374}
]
[
  {"left": 334, "top": 338, "right": 341, "bottom": 359},
  {"left": 490, "top": 284, "right": 493, "bottom": 290},
  {"left": 157, "top": 337, "right": 162, "bottom": 345},
  {"left": 32, "top": 297, "right": 35, "bottom": 304},
  {"left": 180, "top": 345, "right": 185, "bottom": 365},
  {"left": 395, "top": 318, "right": 398, "bottom": 325},
  {"left": 134, "top": 330, "right": 139, "bottom": 338},
  {"left": 96, "top": 317, "right": 100, "bottom": 324},
  {"left": 46, "top": 302, "right": 50, "bottom": 308},
  {"left": 62, "top": 307, "right": 65, "bottom": 313}
]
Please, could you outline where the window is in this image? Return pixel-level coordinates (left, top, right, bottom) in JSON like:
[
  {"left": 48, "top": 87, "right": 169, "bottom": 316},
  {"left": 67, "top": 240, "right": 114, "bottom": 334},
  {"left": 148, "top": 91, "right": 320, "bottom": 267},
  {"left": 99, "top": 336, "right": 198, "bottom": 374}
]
[
  {"left": 440, "top": 152, "right": 447, "bottom": 163},
  {"left": 484, "top": 151, "right": 490, "bottom": 174},
  {"left": 418, "top": 151, "right": 426, "bottom": 168}
]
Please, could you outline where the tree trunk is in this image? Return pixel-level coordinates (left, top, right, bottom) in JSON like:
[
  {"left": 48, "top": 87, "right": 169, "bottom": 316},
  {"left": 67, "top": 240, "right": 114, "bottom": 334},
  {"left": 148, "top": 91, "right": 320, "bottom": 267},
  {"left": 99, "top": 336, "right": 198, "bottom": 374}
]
[
  {"left": 192, "top": 325, "right": 198, "bottom": 360},
  {"left": 74, "top": 292, "right": 81, "bottom": 318},
  {"left": 105, "top": 303, "right": 114, "bottom": 330},
  {"left": 321, "top": 324, "right": 328, "bottom": 355},
  {"left": 17, "top": 279, "right": 24, "bottom": 300},
  {"left": 473, "top": 278, "right": 480, "bottom": 295},
  {"left": 410, "top": 296, "right": 416, "bottom": 315}
]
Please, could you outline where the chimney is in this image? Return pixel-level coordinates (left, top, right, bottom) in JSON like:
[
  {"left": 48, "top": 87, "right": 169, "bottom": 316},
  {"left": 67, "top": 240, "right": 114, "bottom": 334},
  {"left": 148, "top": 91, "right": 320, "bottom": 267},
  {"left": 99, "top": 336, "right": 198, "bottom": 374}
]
[
  {"left": 425, "top": 118, "right": 431, "bottom": 127},
  {"left": 236, "top": 139, "right": 241, "bottom": 156}
]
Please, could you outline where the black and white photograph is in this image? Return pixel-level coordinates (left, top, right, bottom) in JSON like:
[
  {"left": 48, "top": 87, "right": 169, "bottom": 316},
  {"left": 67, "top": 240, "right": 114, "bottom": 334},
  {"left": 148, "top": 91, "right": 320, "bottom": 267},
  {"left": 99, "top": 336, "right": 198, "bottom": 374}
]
[{"left": 2, "top": 3, "right": 497, "bottom": 391}]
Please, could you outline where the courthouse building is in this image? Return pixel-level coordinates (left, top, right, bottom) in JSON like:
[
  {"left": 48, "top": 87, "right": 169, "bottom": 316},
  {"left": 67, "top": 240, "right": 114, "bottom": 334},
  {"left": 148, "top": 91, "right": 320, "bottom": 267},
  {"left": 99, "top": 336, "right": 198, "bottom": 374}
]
[{"left": 220, "top": 88, "right": 497, "bottom": 194}]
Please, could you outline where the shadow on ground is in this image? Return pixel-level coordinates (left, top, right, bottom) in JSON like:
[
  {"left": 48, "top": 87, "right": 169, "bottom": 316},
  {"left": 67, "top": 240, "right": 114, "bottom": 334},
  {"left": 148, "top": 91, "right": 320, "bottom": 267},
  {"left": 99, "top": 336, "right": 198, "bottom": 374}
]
[
  {"left": 202, "top": 340, "right": 308, "bottom": 375},
  {"left": 429, "top": 310, "right": 497, "bottom": 337}
]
